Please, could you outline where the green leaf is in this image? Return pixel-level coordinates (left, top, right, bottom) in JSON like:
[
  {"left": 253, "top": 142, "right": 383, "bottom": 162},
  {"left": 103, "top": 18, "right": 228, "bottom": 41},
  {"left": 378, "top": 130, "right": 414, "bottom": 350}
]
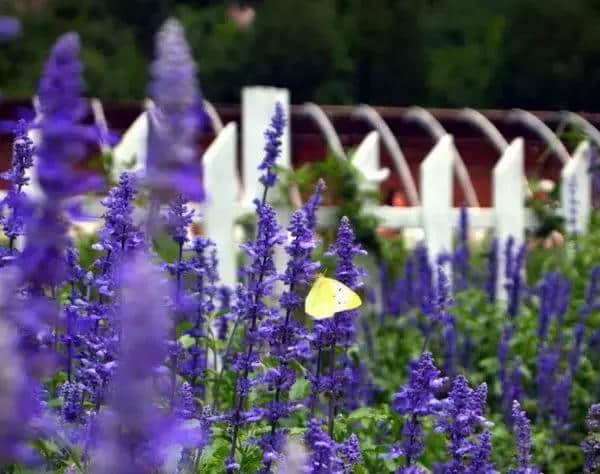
[{"left": 289, "top": 378, "right": 310, "bottom": 401}]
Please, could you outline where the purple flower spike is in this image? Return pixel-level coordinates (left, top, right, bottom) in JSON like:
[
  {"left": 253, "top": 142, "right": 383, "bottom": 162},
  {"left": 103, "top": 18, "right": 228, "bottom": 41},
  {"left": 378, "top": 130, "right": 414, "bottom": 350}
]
[
  {"left": 436, "top": 375, "right": 492, "bottom": 472},
  {"left": 583, "top": 404, "right": 600, "bottom": 473},
  {"left": 304, "top": 419, "right": 360, "bottom": 473},
  {"left": 302, "top": 179, "right": 326, "bottom": 232},
  {"left": 97, "top": 172, "right": 144, "bottom": 254},
  {"left": 91, "top": 253, "right": 197, "bottom": 473},
  {"left": 391, "top": 352, "right": 445, "bottom": 467},
  {"left": 485, "top": 238, "right": 498, "bottom": 303},
  {"left": 466, "top": 430, "right": 496, "bottom": 474},
  {"left": 259, "top": 204, "right": 321, "bottom": 470},
  {"left": 165, "top": 194, "right": 194, "bottom": 245},
  {"left": 1, "top": 119, "right": 35, "bottom": 252},
  {"left": 508, "top": 400, "right": 540, "bottom": 474},
  {"left": 259, "top": 102, "right": 286, "bottom": 190},
  {"left": 22, "top": 32, "right": 101, "bottom": 287},
  {"left": 148, "top": 18, "right": 204, "bottom": 202}
]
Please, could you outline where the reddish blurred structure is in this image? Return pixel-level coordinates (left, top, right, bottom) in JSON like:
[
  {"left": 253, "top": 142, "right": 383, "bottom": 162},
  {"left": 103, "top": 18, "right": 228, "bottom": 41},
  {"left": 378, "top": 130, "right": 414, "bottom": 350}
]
[{"left": 1, "top": 100, "right": 597, "bottom": 206}]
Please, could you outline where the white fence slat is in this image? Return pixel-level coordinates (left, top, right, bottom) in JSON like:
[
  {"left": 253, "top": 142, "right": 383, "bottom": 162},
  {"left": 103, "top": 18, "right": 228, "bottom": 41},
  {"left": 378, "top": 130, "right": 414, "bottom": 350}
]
[
  {"left": 241, "top": 87, "right": 291, "bottom": 205},
  {"left": 111, "top": 110, "right": 148, "bottom": 181},
  {"left": 493, "top": 137, "right": 525, "bottom": 300},
  {"left": 201, "top": 122, "right": 240, "bottom": 287},
  {"left": 561, "top": 140, "right": 591, "bottom": 235},
  {"left": 351, "top": 131, "right": 389, "bottom": 194},
  {"left": 420, "top": 135, "right": 455, "bottom": 264}
]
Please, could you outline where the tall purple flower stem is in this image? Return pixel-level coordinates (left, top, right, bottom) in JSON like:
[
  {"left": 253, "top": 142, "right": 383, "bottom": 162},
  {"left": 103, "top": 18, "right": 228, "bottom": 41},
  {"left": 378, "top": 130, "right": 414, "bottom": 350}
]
[{"left": 226, "top": 103, "right": 286, "bottom": 470}]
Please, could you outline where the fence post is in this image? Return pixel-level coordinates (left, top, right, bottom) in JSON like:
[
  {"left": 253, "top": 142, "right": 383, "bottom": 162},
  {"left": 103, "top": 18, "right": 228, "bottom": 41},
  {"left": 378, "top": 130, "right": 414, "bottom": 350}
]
[
  {"left": 201, "top": 122, "right": 240, "bottom": 288},
  {"left": 420, "top": 135, "right": 455, "bottom": 267},
  {"left": 561, "top": 140, "right": 591, "bottom": 235},
  {"left": 493, "top": 138, "right": 525, "bottom": 300}
]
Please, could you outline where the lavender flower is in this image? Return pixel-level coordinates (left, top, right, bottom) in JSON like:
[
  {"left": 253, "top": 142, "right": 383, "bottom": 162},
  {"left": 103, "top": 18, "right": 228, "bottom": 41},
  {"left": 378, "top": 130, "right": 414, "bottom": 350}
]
[
  {"left": 20, "top": 33, "right": 100, "bottom": 289},
  {"left": 572, "top": 267, "right": 600, "bottom": 373},
  {"left": 498, "top": 325, "right": 514, "bottom": 416},
  {"left": 304, "top": 419, "right": 344, "bottom": 473},
  {"left": 415, "top": 245, "right": 435, "bottom": 318},
  {"left": 14, "top": 34, "right": 101, "bottom": 373},
  {"left": 581, "top": 266, "right": 600, "bottom": 317},
  {"left": 302, "top": 179, "right": 326, "bottom": 232},
  {"left": 551, "top": 373, "right": 572, "bottom": 432},
  {"left": 259, "top": 102, "right": 286, "bottom": 191},
  {"left": 536, "top": 345, "right": 559, "bottom": 414},
  {"left": 165, "top": 194, "right": 194, "bottom": 246},
  {"left": 92, "top": 253, "right": 205, "bottom": 473},
  {"left": 435, "top": 375, "right": 491, "bottom": 472},
  {"left": 36, "top": 32, "right": 102, "bottom": 201},
  {"left": 93, "top": 172, "right": 144, "bottom": 303},
  {"left": 96, "top": 172, "right": 144, "bottom": 255},
  {"left": 147, "top": 18, "right": 203, "bottom": 202},
  {"left": 391, "top": 352, "right": 445, "bottom": 467},
  {"left": 303, "top": 419, "right": 361, "bottom": 473},
  {"left": 319, "top": 216, "right": 367, "bottom": 346},
  {"left": 466, "top": 430, "right": 496, "bottom": 474},
  {"left": 505, "top": 239, "right": 527, "bottom": 319},
  {"left": 582, "top": 404, "right": 600, "bottom": 473},
  {"left": 508, "top": 400, "right": 539, "bottom": 474},
  {"left": 453, "top": 204, "right": 470, "bottom": 291},
  {"left": 536, "top": 271, "right": 570, "bottom": 341},
  {"left": 1, "top": 119, "right": 35, "bottom": 252},
  {"left": 485, "top": 238, "right": 498, "bottom": 303},
  {"left": 227, "top": 200, "right": 285, "bottom": 468},
  {"left": 162, "top": 195, "right": 197, "bottom": 411},
  {"left": 509, "top": 357, "right": 524, "bottom": 408},
  {"left": 309, "top": 217, "right": 366, "bottom": 436},
  {"left": 260, "top": 207, "right": 320, "bottom": 467}
]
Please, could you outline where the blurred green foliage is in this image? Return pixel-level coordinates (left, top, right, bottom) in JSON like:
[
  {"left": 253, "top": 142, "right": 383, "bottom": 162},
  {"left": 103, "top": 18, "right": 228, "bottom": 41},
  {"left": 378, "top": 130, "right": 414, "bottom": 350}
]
[{"left": 4, "top": 0, "right": 600, "bottom": 109}]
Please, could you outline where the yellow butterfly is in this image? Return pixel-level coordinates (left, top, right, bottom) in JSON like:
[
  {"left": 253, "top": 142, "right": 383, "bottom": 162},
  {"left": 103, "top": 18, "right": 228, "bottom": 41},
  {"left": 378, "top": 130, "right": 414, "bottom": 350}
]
[{"left": 305, "top": 275, "right": 362, "bottom": 319}]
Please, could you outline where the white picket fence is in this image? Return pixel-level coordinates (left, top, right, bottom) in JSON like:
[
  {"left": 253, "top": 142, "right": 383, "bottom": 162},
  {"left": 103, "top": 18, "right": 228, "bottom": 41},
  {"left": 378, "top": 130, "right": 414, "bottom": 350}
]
[{"left": 16, "top": 87, "right": 597, "bottom": 300}]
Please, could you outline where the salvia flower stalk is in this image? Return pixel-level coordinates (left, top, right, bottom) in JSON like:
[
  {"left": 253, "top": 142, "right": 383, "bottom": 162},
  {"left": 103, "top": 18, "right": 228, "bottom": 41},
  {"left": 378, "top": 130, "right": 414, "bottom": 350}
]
[
  {"left": 226, "top": 103, "right": 287, "bottom": 471},
  {"left": 147, "top": 18, "right": 204, "bottom": 204},
  {"left": 1, "top": 119, "right": 34, "bottom": 254},
  {"left": 389, "top": 352, "right": 446, "bottom": 469},
  {"left": 508, "top": 400, "right": 540, "bottom": 474},
  {"left": 309, "top": 216, "right": 366, "bottom": 437},
  {"left": 435, "top": 375, "right": 493, "bottom": 472},
  {"left": 259, "top": 201, "right": 321, "bottom": 469},
  {"left": 582, "top": 403, "right": 600, "bottom": 473}
]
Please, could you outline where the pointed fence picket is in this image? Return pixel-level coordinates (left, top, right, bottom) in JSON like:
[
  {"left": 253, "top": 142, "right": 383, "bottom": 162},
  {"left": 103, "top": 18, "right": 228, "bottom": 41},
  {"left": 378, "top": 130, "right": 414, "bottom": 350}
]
[
  {"left": 200, "top": 122, "right": 240, "bottom": 287},
  {"left": 561, "top": 141, "right": 591, "bottom": 235},
  {"left": 493, "top": 138, "right": 526, "bottom": 300},
  {"left": 420, "top": 135, "right": 455, "bottom": 266}
]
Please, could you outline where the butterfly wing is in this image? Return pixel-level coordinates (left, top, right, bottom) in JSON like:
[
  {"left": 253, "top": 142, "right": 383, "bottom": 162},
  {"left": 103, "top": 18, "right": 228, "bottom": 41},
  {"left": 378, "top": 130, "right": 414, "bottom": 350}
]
[
  {"left": 305, "top": 276, "right": 338, "bottom": 319},
  {"left": 327, "top": 277, "right": 362, "bottom": 313},
  {"left": 305, "top": 276, "right": 362, "bottom": 320}
]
